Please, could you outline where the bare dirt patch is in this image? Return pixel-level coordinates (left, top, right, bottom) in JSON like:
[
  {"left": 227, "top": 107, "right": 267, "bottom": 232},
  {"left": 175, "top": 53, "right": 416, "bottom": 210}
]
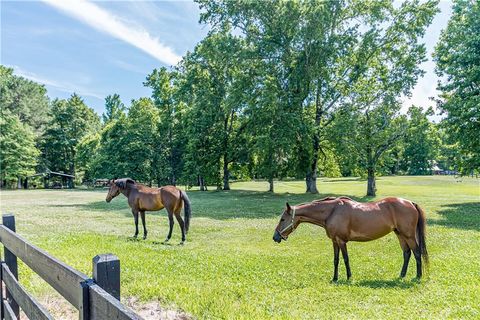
[{"left": 35, "top": 294, "right": 190, "bottom": 320}]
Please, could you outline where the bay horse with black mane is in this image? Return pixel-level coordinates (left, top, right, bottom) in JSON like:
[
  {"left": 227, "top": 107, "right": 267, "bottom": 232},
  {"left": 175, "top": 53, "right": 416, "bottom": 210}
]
[
  {"left": 273, "top": 196, "right": 428, "bottom": 281},
  {"left": 106, "top": 178, "right": 191, "bottom": 244}
]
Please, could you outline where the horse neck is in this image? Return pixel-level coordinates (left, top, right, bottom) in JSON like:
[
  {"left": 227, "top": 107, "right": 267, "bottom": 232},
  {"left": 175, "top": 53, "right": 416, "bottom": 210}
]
[
  {"left": 296, "top": 202, "right": 335, "bottom": 227},
  {"left": 120, "top": 184, "right": 136, "bottom": 198}
]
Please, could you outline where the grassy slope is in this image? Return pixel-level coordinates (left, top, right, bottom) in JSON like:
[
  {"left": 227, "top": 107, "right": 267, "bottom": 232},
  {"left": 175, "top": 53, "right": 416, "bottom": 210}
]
[{"left": 0, "top": 176, "right": 479, "bottom": 319}]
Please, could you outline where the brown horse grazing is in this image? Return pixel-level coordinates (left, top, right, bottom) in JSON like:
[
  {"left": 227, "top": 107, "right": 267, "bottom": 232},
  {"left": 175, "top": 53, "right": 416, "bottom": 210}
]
[
  {"left": 273, "top": 197, "right": 428, "bottom": 281},
  {"left": 106, "top": 178, "right": 191, "bottom": 244}
]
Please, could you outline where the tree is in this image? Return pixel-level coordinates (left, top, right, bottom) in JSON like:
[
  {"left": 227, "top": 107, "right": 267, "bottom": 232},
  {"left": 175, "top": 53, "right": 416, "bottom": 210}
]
[
  {"left": 145, "top": 68, "right": 186, "bottom": 186},
  {"left": 401, "top": 106, "right": 440, "bottom": 175},
  {"left": 0, "top": 65, "right": 50, "bottom": 134},
  {"left": 102, "top": 94, "right": 126, "bottom": 124},
  {"left": 357, "top": 105, "right": 408, "bottom": 196},
  {"left": 197, "top": 0, "right": 439, "bottom": 193},
  {"left": 434, "top": 0, "right": 480, "bottom": 174},
  {"left": 122, "top": 98, "right": 160, "bottom": 183},
  {"left": 40, "top": 94, "right": 100, "bottom": 185},
  {"left": 75, "top": 132, "right": 101, "bottom": 182},
  {"left": 178, "top": 31, "right": 251, "bottom": 190},
  {"left": 0, "top": 109, "right": 39, "bottom": 188}
]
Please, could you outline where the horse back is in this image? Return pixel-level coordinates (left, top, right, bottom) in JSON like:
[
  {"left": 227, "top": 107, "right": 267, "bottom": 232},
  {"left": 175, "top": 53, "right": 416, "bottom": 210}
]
[{"left": 327, "top": 197, "right": 417, "bottom": 242}]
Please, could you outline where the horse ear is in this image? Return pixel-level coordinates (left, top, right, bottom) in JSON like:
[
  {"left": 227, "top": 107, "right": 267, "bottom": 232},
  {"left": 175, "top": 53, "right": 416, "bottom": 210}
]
[
  {"left": 125, "top": 178, "right": 135, "bottom": 185},
  {"left": 115, "top": 179, "right": 125, "bottom": 189},
  {"left": 286, "top": 202, "right": 291, "bottom": 211}
]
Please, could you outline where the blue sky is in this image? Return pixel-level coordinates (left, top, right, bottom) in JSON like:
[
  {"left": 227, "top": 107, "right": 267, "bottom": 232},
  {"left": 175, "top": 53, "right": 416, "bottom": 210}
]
[{"left": 1, "top": 1, "right": 452, "bottom": 116}]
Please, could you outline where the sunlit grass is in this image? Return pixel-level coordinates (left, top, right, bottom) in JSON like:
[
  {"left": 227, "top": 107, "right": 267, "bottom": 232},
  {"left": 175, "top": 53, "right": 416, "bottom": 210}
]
[{"left": 0, "top": 176, "right": 479, "bottom": 319}]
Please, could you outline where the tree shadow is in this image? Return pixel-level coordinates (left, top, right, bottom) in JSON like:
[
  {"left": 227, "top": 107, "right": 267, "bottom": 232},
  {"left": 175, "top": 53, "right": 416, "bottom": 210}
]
[
  {"left": 429, "top": 202, "right": 480, "bottom": 231},
  {"left": 47, "top": 189, "right": 374, "bottom": 220}
]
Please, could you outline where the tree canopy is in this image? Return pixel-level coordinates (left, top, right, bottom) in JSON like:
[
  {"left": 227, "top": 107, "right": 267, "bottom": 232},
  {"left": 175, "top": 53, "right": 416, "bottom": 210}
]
[{"left": 434, "top": 0, "right": 480, "bottom": 173}]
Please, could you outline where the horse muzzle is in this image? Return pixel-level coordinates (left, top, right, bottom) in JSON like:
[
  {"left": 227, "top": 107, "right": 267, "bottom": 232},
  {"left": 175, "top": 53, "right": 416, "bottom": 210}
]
[
  {"left": 273, "top": 230, "right": 283, "bottom": 243},
  {"left": 106, "top": 197, "right": 112, "bottom": 203}
]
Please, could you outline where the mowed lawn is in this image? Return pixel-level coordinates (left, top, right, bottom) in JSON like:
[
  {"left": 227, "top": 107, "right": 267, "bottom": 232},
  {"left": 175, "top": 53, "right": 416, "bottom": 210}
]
[{"left": 0, "top": 176, "right": 479, "bottom": 319}]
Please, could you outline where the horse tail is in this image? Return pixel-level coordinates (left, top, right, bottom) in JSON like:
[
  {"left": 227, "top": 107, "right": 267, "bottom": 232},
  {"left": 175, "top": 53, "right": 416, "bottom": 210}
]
[
  {"left": 180, "top": 190, "right": 191, "bottom": 233},
  {"left": 413, "top": 203, "right": 429, "bottom": 268}
]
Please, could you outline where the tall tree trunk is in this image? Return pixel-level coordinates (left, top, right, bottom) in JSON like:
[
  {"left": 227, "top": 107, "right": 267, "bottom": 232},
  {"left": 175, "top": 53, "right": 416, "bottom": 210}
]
[
  {"left": 366, "top": 146, "right": 376, "bottom": 196},
  {"left": 199, "top": 176, "right": 206, "bottom": 191},
  {"left": 367, "top": 167, "right": 376, "bottom": 196},
  {"left": 223, "top": 157, "right": 230, "bottom": 190},
  {"left": 70, "top": 148, "right": 76, "bottom": 188},
  {"left": 306, "top": 82, "right": 322, "bottom": 194},
  {"left": 268, "top": 176, "right": 274, "bottom": 192},
  {"left": 222, "top": 110, "right": 234, "bottom": 191},
  {"left": 17, "top": 177, "right": 22, "bottom": 189}
]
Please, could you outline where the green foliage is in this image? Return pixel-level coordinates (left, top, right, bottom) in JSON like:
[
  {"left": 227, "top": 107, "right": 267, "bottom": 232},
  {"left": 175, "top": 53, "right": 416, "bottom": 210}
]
[
  {"left": 0, "top": 109, "right": 39, "bottom": 185},
  {"left": 145, "top": 68, "right": 186, "bottom": 185},
  {"left": 178, "top": 31, "right": 251, "bottom": 189},
  {"left": 102, "top": 94, "right": 126, "bottom": 124},
  {"left": 197, "top": 0, "right": 439, "bottom": 193},
  {"left": 401, "top": 106, "right": 440, "bottom": 174},
  {"left": 434, "top": 0, "right": 480, "bottom": 174},
  {"left": 0, "top": 65, "right": 50, "bottom": 134},
  {"left": 39, "top": 94, "right": 100, "bottom": 176},
  {"left": 122, "top": 98, "right": 160, "bottom": 183}
]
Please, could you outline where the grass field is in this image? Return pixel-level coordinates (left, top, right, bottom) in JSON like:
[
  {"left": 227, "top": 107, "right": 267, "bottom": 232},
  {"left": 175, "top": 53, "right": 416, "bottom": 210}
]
[{"left": 0, "top": 176, "right": 479, "bottom": 319}]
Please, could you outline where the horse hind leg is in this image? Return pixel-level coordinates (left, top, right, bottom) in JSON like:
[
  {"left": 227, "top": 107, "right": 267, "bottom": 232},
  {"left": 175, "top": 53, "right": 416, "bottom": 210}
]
[
  {"left": 339, "top": 242, "right": 352, "bottom": 280},
  {"left": 174, "top": 212, "right": 186, "bottom": 245},
  {"left": 405, "top": 237, "right": 422, "bottom": 278},
  {"left": 164, "top": 210, "right": 174, "bottom": 243},
  {"left": 140, "top": 211, "right": 147, "bottom": 240},
  {"left": 332, "top": 242, "right": 340, "bottom": 282},
  {"left": 132, "top": 210, "right": 139, "bottom": 238},
  {"left": 396, "top": 233, "right": 411, "bottom": 278}
]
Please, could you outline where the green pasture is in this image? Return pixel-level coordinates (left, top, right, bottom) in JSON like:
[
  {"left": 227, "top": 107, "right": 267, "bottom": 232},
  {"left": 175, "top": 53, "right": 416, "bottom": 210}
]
[{"left": 0, "top": 176, "right": 479, "bottom": 319}]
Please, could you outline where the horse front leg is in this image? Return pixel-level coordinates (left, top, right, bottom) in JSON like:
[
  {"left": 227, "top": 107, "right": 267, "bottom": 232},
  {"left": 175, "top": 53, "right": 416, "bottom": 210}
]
[
  {"left": 174, "top": 213, "right": 186, "bottom": 245},
  {"left": 332, "top": 242, "right": 340, "bottom": 282},
  {"left": 132, "top": 210, "right": 139, "bottom": 238},
  {"left": 140, "top": 211, "right": 147, "bottom": 240}
]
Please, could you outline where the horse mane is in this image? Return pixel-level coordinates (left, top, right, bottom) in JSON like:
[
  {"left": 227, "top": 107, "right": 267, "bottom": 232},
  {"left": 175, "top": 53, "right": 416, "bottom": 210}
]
[
  {"left": 115, "top": 178, "right": 136, "bottom": 189},
  {"left": 313, "top": 196, "right": 353, "bottom": 203}
]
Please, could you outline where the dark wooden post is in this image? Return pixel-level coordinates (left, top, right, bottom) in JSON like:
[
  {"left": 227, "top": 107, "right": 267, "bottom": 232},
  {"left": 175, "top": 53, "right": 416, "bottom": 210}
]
[
  {"left": 92, "top": 254, "right": 120, "bottom": 300},
  {"left": 2, "top": 214, "right": 20, "bottom": 318},
  {"left": 0, "top": 261, "right": 3, "bottom": 319}
]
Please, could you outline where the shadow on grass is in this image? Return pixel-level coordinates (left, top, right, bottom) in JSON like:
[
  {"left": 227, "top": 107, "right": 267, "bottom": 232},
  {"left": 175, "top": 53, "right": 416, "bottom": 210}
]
[
  {"left": 353, "top": 279, "right": 419, "bottom": 289},
  {"left": 334, "top": 278, "right": 419, "bottom": 289},
  {"left": 48, "top": 189, "right": 376, "bottom": 220},
  {"left": 429, "top": 202, "right": 480, "bottom": 231}
]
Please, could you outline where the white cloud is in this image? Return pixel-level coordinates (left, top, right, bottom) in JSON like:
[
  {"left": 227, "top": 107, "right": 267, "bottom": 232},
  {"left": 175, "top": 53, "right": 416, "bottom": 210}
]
[
  {"left": 41, "top": 0, "right": 181, "bottom": 66},
  {"left": 11, "top": 65, "right": 105, "bottom": 100}
]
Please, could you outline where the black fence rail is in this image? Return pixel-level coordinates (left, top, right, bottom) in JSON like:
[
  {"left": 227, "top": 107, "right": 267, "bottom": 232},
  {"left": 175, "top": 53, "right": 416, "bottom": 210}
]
[{"left": 0, "top": 214, "right": 143, "bottom": 320}]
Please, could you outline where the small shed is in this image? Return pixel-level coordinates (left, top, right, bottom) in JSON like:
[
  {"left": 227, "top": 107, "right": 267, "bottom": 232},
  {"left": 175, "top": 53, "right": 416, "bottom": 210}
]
[{"left": 25, "top": 170, "right": 75, "bottom": 189}]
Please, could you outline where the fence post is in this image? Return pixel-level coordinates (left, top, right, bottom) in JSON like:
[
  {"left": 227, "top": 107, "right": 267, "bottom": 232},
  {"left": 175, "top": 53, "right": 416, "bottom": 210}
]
[
  {"left": 2, "top": 214, "right": 20, "bottom": 318},
  {"left": 0, "top": 261, "right": 3, "bottom": 319},
  {"left": 92, "top": 254, "right": 120, "bottom": 300}
]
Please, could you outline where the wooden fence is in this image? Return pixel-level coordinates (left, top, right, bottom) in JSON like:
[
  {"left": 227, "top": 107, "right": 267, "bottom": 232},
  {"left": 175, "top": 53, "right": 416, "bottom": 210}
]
[{"left": 0, "top": 214, "right": 143, "bottom": 320}]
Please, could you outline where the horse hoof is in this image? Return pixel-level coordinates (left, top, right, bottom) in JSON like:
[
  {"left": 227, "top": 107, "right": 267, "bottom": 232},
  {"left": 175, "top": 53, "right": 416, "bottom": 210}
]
[
  {"left": 143, "top": 236, "right": 147, "bottom": 240},
  {"left": 179, "top": 241, "right": 185, "bottom": 246}
]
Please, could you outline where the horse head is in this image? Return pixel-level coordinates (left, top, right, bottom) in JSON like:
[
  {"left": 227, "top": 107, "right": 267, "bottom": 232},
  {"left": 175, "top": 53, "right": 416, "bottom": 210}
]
[
  {"left": 273, "top": 202, "right": 297, "bottom": 243},
  {"left": 106, "top": 178, "right": 135, "bottom": 202}
]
